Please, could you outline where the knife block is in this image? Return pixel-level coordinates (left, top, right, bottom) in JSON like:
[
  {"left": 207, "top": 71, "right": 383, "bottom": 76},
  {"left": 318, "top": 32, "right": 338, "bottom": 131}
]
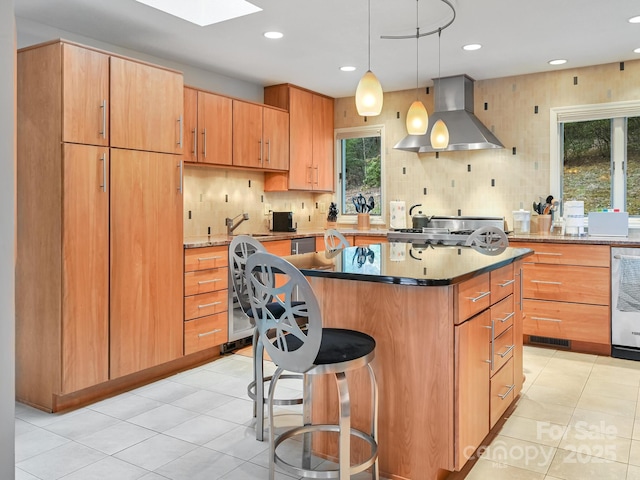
[{"left": 357, "top": 213, "right": 370, "bottom": 230}]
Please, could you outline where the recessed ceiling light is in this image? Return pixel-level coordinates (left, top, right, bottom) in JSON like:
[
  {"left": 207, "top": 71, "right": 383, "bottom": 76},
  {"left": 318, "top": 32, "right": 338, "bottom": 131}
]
[
  {"left": 548, "top": 59, "right": 567, "bottom": 66},
  {"left": 340, "top": 66, "right": 356, "bottom": 72},
  {"left": 264, "top": 31, "right": 283, "bottom": 39},
  {"left": 628, "top": 15, "right": 640, "bottom": 23},
  {"left": 462, "top": 44, "right": 482, "bottom": 51},
  {"left": 135, "top": 0, "right": 261, "bottom": 27},
  {"left": 635, "top": 47, "right": 640, "bottom": 53}
]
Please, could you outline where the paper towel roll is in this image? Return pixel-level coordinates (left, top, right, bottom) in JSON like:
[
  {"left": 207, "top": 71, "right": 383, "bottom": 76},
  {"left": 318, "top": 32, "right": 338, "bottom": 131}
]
[{"left": 390, "top": 201, "right": 407, "bottom": 229}]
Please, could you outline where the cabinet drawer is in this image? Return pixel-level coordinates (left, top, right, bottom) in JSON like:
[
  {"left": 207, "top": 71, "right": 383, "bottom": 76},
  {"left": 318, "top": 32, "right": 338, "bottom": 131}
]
[
  {"left": 515, "top": 242, "right": 610, "bottom": 267},
  {"left": 490, "top": 357, "right": 515, "bottom": 428},
  {"left": 523, "top": 263, "right": 610, "bottom": 305},
  {"left": 492, "top": 326, "right": 514, "bottom": 375},
  {"left": 184, "top": 267, "right": 228, "bottom": 296},
  {"left": 263, "top": 239, "right": 292, "bottom": 257},
  {"left": 490, "top": 263, "right": 515, "bottom": 304},
  {"left": 523, "top": 299, "right": 610, "bottom": 344},
  {"left": 184, "top": 312, "right": 228, "bottom": 355},
  {"left": 185, "top": 246, "right": 228, "bottom": 272},
  {"left": 491, "top": 295, "right": 515, "bottom": 339},
  {"left": 456, "top": 273, "right": 491, "bottom": 324},
  {"left": 184, "top": 290, "right": 228, "bottom": 320}
]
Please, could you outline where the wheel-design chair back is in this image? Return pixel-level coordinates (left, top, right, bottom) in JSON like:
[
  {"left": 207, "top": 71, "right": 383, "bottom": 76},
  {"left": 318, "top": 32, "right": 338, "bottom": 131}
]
[{"left": 324, "top": 228, "right": 350, "bottom": 251}]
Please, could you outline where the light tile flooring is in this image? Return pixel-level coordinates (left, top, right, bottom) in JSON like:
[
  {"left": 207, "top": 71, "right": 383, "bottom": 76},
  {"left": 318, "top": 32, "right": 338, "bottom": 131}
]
[{"left": 13, "top": 346, "right": 640, "bottom": 479}]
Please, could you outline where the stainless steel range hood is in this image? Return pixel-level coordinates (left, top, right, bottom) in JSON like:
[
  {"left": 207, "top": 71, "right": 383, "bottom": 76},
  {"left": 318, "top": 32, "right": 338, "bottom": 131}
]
[{"left": 394, "top": 74, "right": 504, "bottom": 153}]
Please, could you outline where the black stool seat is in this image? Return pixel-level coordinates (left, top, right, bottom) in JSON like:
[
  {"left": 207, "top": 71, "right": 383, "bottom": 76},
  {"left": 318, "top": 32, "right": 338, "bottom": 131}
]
[{"left": 282, "top": 328, "right": 375, "bottom": 365}]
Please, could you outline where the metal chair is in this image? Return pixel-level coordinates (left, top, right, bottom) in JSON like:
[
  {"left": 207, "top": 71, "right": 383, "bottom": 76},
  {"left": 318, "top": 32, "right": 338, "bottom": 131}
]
[
  {"left": 245, "top": 252, "right": 379, "bottom": 480},
  {"left": 228, "top": 235, "right": 303, "bottom": 441},
  {"left": 323, "top": 229, "right": 350, "bottom": 251}
]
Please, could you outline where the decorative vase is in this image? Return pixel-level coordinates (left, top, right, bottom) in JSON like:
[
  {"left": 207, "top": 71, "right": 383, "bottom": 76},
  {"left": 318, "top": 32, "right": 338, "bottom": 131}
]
[{"left": 357, "top": 213, "right": 370, "bottom": 231}]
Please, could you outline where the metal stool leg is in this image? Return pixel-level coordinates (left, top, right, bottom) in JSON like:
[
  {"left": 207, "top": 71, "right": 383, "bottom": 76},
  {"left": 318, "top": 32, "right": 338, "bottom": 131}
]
[
  {"left": 302, "top": 373, "right": 313, "bottom": 471},
  {"left": 254, "top": 336, "right": 266, "bottom": 441},
  {"left": 368, "top": 364, "right": 379, "bottom": 480},
  {"left": 268, "top": 367, "right": 284, "bottom": 480},
  {"left": 336, "top": 372, "right": 350, "bottom": 479}
]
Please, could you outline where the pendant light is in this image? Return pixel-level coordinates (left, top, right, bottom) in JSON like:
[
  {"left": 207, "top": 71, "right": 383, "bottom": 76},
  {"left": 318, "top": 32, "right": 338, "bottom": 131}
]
[
  {"left": 430, "top": 28, "right": 449, "bottom": 149},
  {"left": 406, "top": 0, "right": 428, "bottom": 135},
  {"left": 355, "top": 0, "right": 383, "bottom": 116}
]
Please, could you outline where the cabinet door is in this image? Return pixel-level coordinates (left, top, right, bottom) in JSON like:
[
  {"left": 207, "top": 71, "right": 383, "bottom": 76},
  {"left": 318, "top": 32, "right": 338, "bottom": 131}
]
[
  {"left": 61, "top": 143, "right": 109, "bottom": 393},
  {"left": 312, "top": 94, "right": 334, "bottom": 191},
  {"left": 289, "top": 87, "right": 314, "bottom": 189},
  {"left": 455, "top": 310, "right": 491, "bottom": 469},
  {"left": 110, "top": 149, "right": 184, "bottom": 378},
  {"left": 110, "top": 57, "right": 184, "bottom": 154},
  {"left": 183, "top": 87, "right": 198, "bottom": 162},
  {"left": 198, "top": 91, "right": 232, "bottom": 165},
  {"left": 263, "top": 107, "right": 289, "bottom": 171},
  {"left": 233, "top": 100, "right": 263, "bottom": 168},
  {"left": 62, "top": 44, "right": 109, "bottom": 146}
]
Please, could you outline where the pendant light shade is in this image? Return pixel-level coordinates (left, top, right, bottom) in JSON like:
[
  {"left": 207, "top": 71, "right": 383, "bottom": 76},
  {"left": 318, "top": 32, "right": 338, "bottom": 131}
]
[
  {"left": 430, "top": 119, "right": 449, "bottom": 149},
  {"left": 356, "top": 0, "right": 383, "bottom": 116},
  {"left": 406, "top": 100, "right": 428, "bottom": 135},
  {"left": 356, "top": 70, "right": 384, "bottom": 116}
]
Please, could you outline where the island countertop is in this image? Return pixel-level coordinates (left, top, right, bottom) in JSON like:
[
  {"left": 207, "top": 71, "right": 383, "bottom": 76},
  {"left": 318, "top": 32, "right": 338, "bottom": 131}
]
[{"left": 284, "top": 242, "right": 533, "bottom": 286}]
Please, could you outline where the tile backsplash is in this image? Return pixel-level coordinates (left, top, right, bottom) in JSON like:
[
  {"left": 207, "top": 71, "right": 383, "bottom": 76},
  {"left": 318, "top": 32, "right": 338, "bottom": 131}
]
[{"left": 183, "top": 166, "right": 333, "bottom": 237}]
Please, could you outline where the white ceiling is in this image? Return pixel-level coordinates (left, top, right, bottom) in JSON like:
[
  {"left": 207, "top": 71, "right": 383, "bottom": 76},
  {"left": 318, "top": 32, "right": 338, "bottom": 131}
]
[{"left": 14, "top": 0, "right": 640, "bottom": 99}]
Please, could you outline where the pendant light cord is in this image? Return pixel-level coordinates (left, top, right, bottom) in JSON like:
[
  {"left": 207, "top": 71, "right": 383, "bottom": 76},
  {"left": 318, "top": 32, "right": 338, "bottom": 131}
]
[
  {"left": 415, "top": 0, "right": 419, "bottom": 100},
  {"left": 368, "top": 0, "right": 371, "bottom": 71},
  {"left": 437, "top": 27, "right": 442, "bottom": 109}
]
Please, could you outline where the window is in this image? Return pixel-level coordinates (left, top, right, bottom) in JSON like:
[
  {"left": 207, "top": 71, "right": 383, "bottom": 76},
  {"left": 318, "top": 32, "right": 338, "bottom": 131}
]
[
  {"left": 335, "top": 126, "right": 384, "bottom": 222},
  {"left": 550, "top": 101, "right": 640, "bottom": 220}
]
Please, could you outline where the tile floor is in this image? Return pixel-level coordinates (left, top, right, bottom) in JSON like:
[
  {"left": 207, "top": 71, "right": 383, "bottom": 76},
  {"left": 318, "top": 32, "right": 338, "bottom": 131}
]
[{"left": 13, "top": 346, "right": 640, "bottom": 479}]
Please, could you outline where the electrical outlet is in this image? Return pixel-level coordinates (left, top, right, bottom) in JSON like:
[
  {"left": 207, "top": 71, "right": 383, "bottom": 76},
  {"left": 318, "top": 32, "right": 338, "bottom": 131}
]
[
  {"left": 319, "top": 202, "right": 327, "bottom": 213},
  {"left": 264, "top": 203, "right": 271, "bottom": 215}
]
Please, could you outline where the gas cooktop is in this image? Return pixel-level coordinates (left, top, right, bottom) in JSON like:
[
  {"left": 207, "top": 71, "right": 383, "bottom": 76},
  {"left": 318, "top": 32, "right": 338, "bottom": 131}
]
[{"left": 387, "top": 216, "right": 506, "bottom": 246}]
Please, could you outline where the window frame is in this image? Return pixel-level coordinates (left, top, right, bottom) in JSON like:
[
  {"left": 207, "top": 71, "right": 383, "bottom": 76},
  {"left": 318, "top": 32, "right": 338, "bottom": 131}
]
[
  {"left": 550, "top": 100, "right": 640, "bottom": 227},
  {"left": 334, "top": 125, "right": 386, "bottom": 225}
]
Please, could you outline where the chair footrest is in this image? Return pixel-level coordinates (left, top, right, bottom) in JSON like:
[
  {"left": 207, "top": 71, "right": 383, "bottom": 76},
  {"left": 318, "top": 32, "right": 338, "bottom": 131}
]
[
  {"left": 247, "top": 374, "right": 304, "bottom": 406},
  {"left": 274, "top": 424, "right": 378, "bottom": 479}
]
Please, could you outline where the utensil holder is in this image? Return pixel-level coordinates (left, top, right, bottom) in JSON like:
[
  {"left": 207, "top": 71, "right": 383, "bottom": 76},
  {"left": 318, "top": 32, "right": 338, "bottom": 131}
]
[{"left": 357, "top": 213, "right": 370, "bottom": 230}]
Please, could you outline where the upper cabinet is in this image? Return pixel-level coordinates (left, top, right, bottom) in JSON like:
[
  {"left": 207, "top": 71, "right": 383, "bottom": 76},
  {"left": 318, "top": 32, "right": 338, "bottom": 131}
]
[
  {"left": 110, "top": 56, "right": 183, "bottom": 154},
  {"left": 183, "top": 87, "right": 232, "bottom": 165},
  {"left": 62, "top": 43, "right": 110, "bottom": 146},
  {"left": 233, "top": 100, "right": 289, "bottom": 170},
  {"left": 264, "top": 84, "right": 334, "bottom": 191}
]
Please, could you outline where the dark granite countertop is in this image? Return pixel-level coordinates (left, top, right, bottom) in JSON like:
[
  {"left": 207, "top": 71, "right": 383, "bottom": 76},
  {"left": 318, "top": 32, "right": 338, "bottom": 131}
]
[{"left": 284, "top": 243, "right": 533, "bottom": 286}]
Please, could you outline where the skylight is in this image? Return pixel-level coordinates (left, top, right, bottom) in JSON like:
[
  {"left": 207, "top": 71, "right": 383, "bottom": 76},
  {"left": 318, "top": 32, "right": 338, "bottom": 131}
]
[{"left": 135, "top": 0, "right": 262, "bottom": 27}]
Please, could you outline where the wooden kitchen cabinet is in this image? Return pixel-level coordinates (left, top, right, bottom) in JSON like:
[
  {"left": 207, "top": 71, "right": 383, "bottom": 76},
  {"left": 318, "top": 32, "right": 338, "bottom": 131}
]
[
  {"left": 110, "top": 149, "right": 184, "bottom": 378},
  {"left": 184, "top": 245, "right": 229, "bottom": 354},
  {"left": 264, "top": 84, "right": 334, "bottom": 191},
  {"left": 183, "top": 86, "right": 198, "bottom": 163},
  {"left": 455, "top": 310, "right": 491, "bottom": 468},
  {"left": 110, "top": 56, "right": 184, "bottom": 154},
  {"left": 513, "top": 241, "right": 611, "bottom": 354},
  {"left": 233, "top": 100, "right": 289, "bottom": 170},
  {"left": 197, "top": 90, "right": 232, "bottom": 165}
]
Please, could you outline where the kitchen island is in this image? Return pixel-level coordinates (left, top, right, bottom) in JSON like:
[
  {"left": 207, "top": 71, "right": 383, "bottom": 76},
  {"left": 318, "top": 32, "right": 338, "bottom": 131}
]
[{"left": 283, "top": 242, "right": 532, "bottom": 480}]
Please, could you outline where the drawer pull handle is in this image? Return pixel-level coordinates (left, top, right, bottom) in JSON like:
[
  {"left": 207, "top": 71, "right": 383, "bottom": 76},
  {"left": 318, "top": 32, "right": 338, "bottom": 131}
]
[
  {"left": 469, "top": 291, "right": 491, "bottom": 302},
  {"left": 531, "top": 280, "right": 562, "bottom": 285},
  {"left": 498, "top": 344, "right": 515, "bottom": 358},
  {"left": 531, "top": 316, "right": 562, "bottom": 323},
  {"left": 498, "top": 384, "right": 516, "bottom": 400},
  {"left": 197, "top": 256, "right": 223, "bottom": 261},
  {"left": 484, "top": 322, "right": 495, "bottom": 370},
  {"left": 498, "top": 279, "right": 515, "bottom": 287},
  {"left": 497, "top": 312, "right": 515, "bottom": 323},
  {"left": 198, "top": 328, "right": 222, "bottom": 338},
  {"left": 536, "top": 252, "right": 563, "bottom": 256},
  {"left": 198, "top": 301, "right": 222, "bottom": 309},
  {"left": 198, "top": 279, "right": 222, "bottom": 285}
]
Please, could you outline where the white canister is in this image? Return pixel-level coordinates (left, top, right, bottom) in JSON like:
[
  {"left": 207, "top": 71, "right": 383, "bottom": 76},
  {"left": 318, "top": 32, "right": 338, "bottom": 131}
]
[
  {"left": 564, "top": 201, "right": 584, "bottom": 235},
  {"left": 512, "top": 210, "right": 530, "bottom": 234}
]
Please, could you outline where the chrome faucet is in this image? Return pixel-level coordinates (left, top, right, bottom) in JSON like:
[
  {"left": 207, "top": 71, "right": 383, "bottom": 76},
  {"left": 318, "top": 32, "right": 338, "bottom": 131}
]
[{"left": 225, "top": 212, "right": 249, "bottom": 235}]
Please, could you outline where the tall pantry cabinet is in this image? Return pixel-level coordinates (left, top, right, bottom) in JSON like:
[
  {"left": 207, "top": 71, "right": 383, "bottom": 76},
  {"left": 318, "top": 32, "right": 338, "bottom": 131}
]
[{"left": 16, "top": 40, "right": 184, "bottom": 411}]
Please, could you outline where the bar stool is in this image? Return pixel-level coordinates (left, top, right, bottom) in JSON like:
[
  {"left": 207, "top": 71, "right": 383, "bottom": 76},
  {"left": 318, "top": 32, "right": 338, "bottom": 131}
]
[
  {"left": 245, "top": 252, "right": 379, "bottom": 480},
  {"left": 323, "top": 229, "right": 350, "bottom": 251},
  {"left": 228, "top": 235, "right": 303, "bottom": 441}
]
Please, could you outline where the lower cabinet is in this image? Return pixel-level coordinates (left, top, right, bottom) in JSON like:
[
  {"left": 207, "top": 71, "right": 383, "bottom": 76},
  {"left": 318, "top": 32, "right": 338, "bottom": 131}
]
[
  {"left": 454, "top": 261, "right": 522, "bottom": 469},
  {"left": 183, "top": 245, "right": 229, "bottom": 354}
]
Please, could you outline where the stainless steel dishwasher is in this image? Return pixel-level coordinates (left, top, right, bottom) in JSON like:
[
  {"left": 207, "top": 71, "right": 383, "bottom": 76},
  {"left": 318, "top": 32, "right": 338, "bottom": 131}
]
[{"left": 611, "top": 247, "right": 640, "bottom": 360}]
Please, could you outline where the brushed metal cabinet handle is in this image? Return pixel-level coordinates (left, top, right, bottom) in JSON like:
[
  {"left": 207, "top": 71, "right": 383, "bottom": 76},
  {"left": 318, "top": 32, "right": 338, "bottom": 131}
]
[
  {"left": 469, "top": 291, "right": 491, "bottom": 302},
  {"left": 198, "top": 328, "right": 222, "bottom": 338},
  {"left": 531, "top": 280, "right": 562, "bottom": 285},
  {"left": 498, "top": 344, "right": 515, "bottom": 358},
  {"left": 498, "top": 384, "right": 515, "bottom": 400},
  {"left": 99, "top": 100, "right": 106, "bottom": 138},
  {"left": 498, "top": 279, "right": 515, "bottom": 287},
  {"left": 99, "top": 153, "right": 107, "bottom": 192},
  {"left": 530, "top": 316, "right": 562, "bottom": 323},
  {"left": 198, "top": 301, "right": 222, "bottom": 309},
  {"left": 177, "top": 115, "right": 183, "bottom": 148},
  {"left": 198, "top": 255, "right": 222, "bottom": 261}
]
